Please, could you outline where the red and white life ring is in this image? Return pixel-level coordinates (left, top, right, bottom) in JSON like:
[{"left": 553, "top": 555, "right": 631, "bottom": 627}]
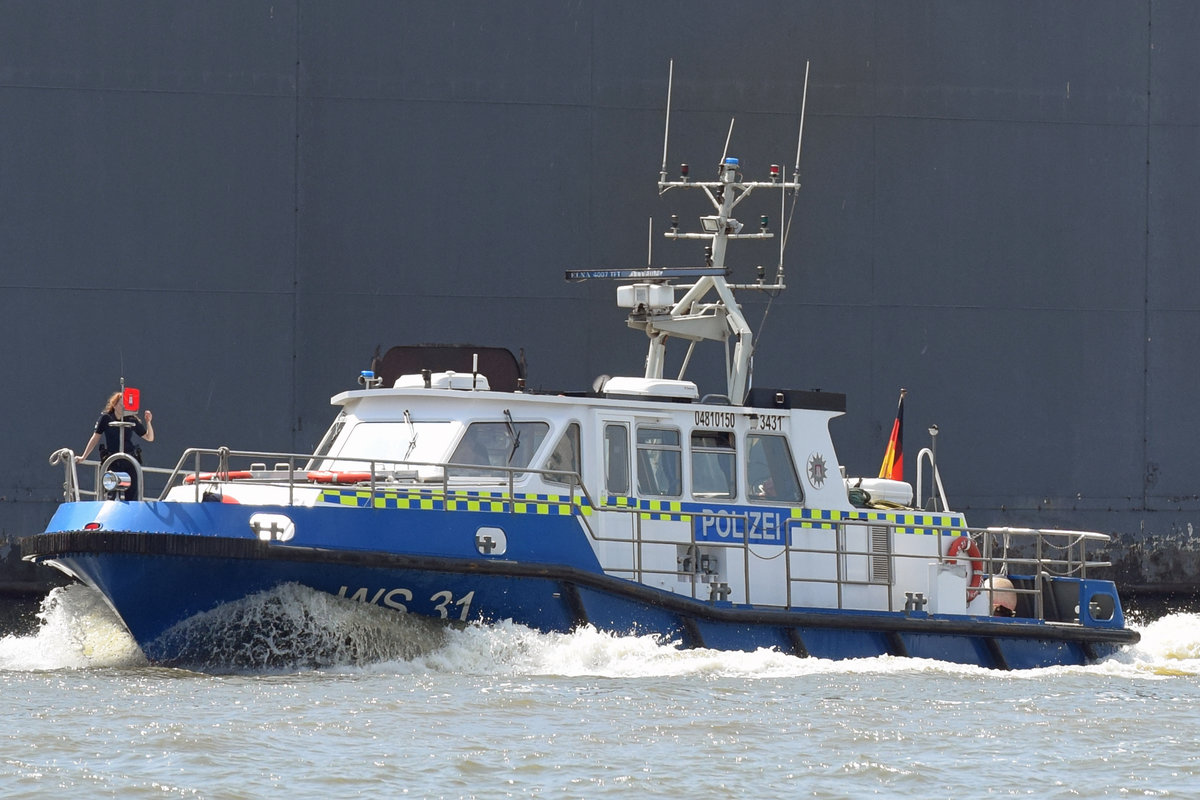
[
  {"left": 306, "top": 471, "right": 374, "bottom": 484},
  {"left": 945, "top": 536, "right": 984, "bottom": 602},
  {"left": 183, "top": 470, "right": 254, "bottom": 484},
  {"left": 184, "top": 470, "right": 373, "bottom": 485}
]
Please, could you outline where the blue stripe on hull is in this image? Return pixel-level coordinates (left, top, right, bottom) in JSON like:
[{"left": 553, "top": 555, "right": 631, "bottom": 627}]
[
  {"left": 49, "top": 547, "right": 1131, "bottom": 670},
  {"left": 43, "top": 501, "right": 603, "bottom": 568},
  {"left": 33, "top": 516, "right": 1137, "bottom": 671}
]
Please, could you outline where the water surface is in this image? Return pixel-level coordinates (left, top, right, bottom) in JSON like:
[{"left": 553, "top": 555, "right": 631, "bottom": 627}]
[{"left": 1, "top": 584, "right": 1196, "bottom": 798}]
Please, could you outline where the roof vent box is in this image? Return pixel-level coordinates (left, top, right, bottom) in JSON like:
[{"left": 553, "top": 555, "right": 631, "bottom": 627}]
[
  {"left": 394, "top": 371, "right": 491, "bottom": 391},
  {"left": 602, "top": 376, "right": 699, "bottom": 402}
]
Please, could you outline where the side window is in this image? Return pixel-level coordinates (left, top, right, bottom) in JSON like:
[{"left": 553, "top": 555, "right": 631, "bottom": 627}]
[
  {"left": 636, "top": 427, "right": 682, "bottom": 497},
  {"left": 450, "top": 421, "right": 549, "bottom": 476},
  {"left": 544, "top": 423, "right": 581, "bottom": 484},
  {"left": 604, "top": 423, "right": 630, "bottom": 495},
  {"left": 691, "top": 430, "right": 736, "bottom": 499},
  {"left": 745, "top": 433, "right": 803, "bottom": 504}
]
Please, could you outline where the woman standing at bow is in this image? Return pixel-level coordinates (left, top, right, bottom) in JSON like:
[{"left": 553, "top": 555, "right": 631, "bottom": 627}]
[{"left": 77, "top": 391, "right": 155, "bottom": 500}]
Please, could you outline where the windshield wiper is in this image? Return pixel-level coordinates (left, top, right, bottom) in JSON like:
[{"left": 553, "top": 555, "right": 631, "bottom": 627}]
[
  {"left": 503, "top": 409, "right": 520, "bottom": 464},
  {"left": 402, "top": 410, "right": 417, "bottom": 461}
]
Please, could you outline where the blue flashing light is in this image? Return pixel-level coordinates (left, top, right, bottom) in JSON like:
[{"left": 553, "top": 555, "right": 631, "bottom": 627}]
[
  {"left": 724, "top": 157, "right": 740, "bottom": 166},
  {"left": 360, "top": 370, "right": 375, "bottom": 379}
]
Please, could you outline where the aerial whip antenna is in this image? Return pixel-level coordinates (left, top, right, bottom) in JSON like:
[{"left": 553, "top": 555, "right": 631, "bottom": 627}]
[
  {"left": 720, "top": 117, "right": 736, "bottom": 166},
  {"left": 659, "top": 59, "right": 674, "bottom": 185},
  {"left": 779, "top": 171, "right": 786, "bottom": 277},
  {"left": 793, "top": 60, "right": 810, "bottom": 179},
  {"left": 647, "top": 217, "right": 654, "bottom": 267},
  {"left": 781, "top": 60, "right": 811, "bottom": 267}
]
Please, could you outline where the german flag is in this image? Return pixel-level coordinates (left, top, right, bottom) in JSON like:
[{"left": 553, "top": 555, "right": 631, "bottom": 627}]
[{"left": 878, "top": 389, "right": 907, "bottom": 481}]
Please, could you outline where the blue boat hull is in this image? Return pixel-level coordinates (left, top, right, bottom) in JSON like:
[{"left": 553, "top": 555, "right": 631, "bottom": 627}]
[{"left": 23, "top": 501, "right": 1137, "bottom": 670}]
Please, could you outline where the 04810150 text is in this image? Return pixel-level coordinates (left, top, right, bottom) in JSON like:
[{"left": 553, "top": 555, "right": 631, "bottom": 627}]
[{"left": 337, "top": 585, "right": 476, "bottom": 621}]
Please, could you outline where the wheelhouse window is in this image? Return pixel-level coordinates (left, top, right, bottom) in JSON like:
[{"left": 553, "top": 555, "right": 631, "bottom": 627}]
[
  {"left": 544, "top": 423, "right": 581, "bottom": 484},
  {"left": 450, "top": 421, "right": 549, "bottom": 477},
  {"left": 604, "top": 423, "right": 630, "bottom": 495},
  {"left": 333, "top": 421, "right": 453, "bottom": 471},
  {"left": 745, "top": 433, "right": 803, "bottom": 503},
  {"left": 691, "top": 430, "right": 736, "bottom": 499},
  {"left": 311, "top": 416, "right": 456, "bottom": 473},
  {"left": 637, "top": 427, "right": 681, "bottom": 497},
  {"left": 310, "top": 412, "right": 346, "bottom": 463}
]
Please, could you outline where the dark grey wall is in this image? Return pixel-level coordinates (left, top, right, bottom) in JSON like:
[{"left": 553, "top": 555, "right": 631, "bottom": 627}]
[{"left": 2, "top": 1, "right": 1197, "bottom": 590}]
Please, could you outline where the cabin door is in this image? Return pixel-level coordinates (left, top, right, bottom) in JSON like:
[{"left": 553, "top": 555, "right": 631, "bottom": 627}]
[{"left": 593, "top": 418, "right": 637, "bottom": 576}]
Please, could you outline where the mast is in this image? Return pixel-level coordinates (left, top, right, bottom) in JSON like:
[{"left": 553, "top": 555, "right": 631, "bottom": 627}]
[
  {"left": 645, "top": 156, "right": 801, "bottom": 404},
  {"left": 568, "top": 66, "right": 808, "bottom": 405}
]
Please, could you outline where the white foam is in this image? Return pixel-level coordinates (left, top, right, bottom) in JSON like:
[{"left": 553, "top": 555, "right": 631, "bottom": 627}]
[
  {"left": 5, "top": 582, "right": 1196, "bottom": 679},
  {"left": 1099, "top": 612, "right": 1200, "bottom": 677},
  {"left": 381, "top": 620, "right": 988, "bottom": 679},
  {"left": 152, "top": 582, "right": 450, "bottom": 672},
  {"left": 0, "top": 583, "right": 145, "bottom": 671}
]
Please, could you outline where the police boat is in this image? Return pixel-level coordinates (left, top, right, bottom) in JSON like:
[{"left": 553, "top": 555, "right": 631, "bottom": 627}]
[{"left": 23, "top": 67, "right": 1140, "bottom": 669}]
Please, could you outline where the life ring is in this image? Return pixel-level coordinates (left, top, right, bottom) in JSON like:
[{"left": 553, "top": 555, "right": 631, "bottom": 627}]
[
  {"left": 183, "top": 470, "right": 254, "bottom": 484},
  {"left": 306, "top": 471, "right": 374, "bottom": 484},
  {"left": 945, "top": 536, "right": 984, "bottom": 602}
]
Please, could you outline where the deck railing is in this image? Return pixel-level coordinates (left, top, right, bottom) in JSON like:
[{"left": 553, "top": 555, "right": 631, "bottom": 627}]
[
  {"left": 51, "top": 445, "right": 1111, "bottom": 623},
  {"left": 591, "top": 514, "right": 1112, "bottom": 622},
  {"left": 53, "top": 445, "right": 597, "bottom": 533}
]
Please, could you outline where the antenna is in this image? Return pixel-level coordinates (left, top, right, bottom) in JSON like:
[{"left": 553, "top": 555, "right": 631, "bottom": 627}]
[
  {"left": 781, "top": 60, "right": 811, "bottom": 271},
  {"left": 659, "top": 59, "right": 674, "bottom": 184},
  {"left": 779, "top": 175, "right": 786, "bottom": 277},
  {"left": 793, "top": 60, "right": 810, "bottom": 178},
  {"left": 720, "top": 117, "right": 736, "bottom": 166},
  {"left": 647, "top": 217, "right": 653, "bottom": 267}
]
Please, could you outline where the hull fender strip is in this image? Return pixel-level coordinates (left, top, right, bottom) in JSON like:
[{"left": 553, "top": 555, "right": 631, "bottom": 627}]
[
  {"left": 561, "top": 582, "right": 589, "bottom": 629},
  {"left": 680, "top": 616, "right": 704, "bottom": 649},
  {"left": 786, "top": 627, "right": 809, "bottom": 658},
  {"left": 985, "top": 637, "right": 1010, "bottom": 670}
]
